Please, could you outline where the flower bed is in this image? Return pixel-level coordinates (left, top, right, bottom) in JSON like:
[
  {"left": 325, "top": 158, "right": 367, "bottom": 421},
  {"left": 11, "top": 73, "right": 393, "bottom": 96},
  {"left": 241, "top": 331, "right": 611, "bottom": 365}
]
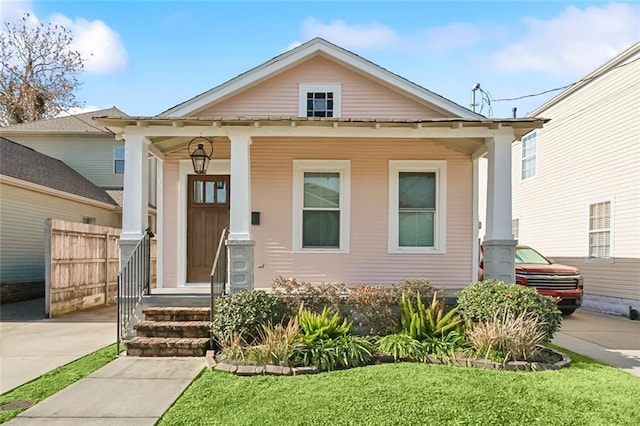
[
  {"left": 209, "top": 279, "right": 569, "bottom": 376},
  {"left": 206, "top": 345, "right": 570, "bottom": 377}
]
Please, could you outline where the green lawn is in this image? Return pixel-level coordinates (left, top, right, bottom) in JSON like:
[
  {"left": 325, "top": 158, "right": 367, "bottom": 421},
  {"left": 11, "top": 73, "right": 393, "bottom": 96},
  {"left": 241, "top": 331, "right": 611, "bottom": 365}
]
[
  {"left": 0, "top": 344, "right": 119, "bottom": 424},
  {"left": 159, "top": 350, "right": 640, "bottom": 426}
]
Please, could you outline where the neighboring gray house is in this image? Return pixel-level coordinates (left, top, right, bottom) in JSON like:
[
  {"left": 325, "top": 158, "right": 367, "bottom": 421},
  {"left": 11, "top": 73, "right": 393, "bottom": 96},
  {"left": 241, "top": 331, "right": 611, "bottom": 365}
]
[
  {"left": 0, "top": 137, "right": 120, "bottom": 302},
  {"left": 0, "top": 107, "right": 159, "bottom": 230},
  {"left": 0, "top": 107, "right": 128, "bottom": 190},
  {"left": 511, "top": 42, "right": 640, "bottom": 316}
]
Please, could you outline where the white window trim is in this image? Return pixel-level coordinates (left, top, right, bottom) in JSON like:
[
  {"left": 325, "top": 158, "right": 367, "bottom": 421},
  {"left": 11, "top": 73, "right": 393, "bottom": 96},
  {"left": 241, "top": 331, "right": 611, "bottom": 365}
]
[
  {"left": 298, "top": 83, "right": 342, "bottom": 118},
  {"left": 586, "top": 196, "right": 614, "bottom": 263},
  {"left": 388, "top": 160, "right": 446, "bottom": 254},
  {"left": 114, "top": 145, "right": 125, "bottom": 174},
  {"left": 292, "top": 160, "right": 350, "bottom": 253},
  {"left": 520, "top": 131, "right": 537, "bottom": 181}
]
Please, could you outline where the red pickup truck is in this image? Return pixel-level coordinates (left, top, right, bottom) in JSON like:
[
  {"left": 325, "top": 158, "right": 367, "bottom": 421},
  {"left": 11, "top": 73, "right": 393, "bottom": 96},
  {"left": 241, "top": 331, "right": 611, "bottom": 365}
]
[{"left": 479, "top": 245, "right": 584, "bottom": 315}]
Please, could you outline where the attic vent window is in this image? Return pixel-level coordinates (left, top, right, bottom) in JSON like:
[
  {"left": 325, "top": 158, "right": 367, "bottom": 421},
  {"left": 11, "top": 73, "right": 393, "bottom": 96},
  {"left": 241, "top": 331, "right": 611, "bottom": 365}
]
[
  {"left": 307, "top": 92, "right": 333, "bottom": 117},
  {"left": 299, "top": 83, "right": 341, "bottom": 118}
]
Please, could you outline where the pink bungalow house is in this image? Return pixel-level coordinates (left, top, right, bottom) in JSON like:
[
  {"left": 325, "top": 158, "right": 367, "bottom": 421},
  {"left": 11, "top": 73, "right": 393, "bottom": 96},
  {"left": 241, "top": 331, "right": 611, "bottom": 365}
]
[{"left": 98, "top": 38, "right": 544, "bottom": 295}]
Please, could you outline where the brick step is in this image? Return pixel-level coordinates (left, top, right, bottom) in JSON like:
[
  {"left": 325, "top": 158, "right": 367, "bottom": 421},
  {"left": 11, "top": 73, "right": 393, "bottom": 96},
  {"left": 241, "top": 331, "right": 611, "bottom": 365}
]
[
  {"left": 142, "top": 307, "right": 211, "bottom": 322},
  {"left": 133, "top": 321, "right": 211, "bottom": 338},
  {"left": 125, "top": 337, "right": 211, "bottom": 357}
]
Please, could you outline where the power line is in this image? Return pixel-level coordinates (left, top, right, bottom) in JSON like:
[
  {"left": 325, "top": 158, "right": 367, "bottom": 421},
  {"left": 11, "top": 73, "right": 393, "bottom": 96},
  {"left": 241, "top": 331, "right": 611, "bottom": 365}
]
[{"left": 491, "top": 56, "right": 639, "bottom": 103}]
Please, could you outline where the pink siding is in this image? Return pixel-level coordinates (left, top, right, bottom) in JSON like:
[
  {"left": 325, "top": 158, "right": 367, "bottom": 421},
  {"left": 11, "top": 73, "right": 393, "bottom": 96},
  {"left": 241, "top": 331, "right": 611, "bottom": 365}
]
[
  {"left": 162, "top": 160, "right": 180, "bottom": 286},
  {"left": 197, "top": 55, "right": 448, "bottom": 119},
  {"left": 250, "top": 138, "right": 472, "bottom": 289},
  {"left": 161, "top": 138, "right": 473, "bottom": 289}
]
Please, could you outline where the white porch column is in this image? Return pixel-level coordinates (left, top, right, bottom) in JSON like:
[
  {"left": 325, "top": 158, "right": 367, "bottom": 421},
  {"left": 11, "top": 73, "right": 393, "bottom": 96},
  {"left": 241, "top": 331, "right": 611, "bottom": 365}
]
[
  {"left": 483, "top": 133, "right": 516, "bottom": 283},
  {"left": 471, "top": 155, "right": 481, "bottom": 282},
  {"left": 227, "top": 132, "right": 254, "bottom": 293},
  {"left": 119, "top": 134, "right": 150, "bottom": 265},
  {"left": 155, "top": 157, "right": 164, "bottom": 288}
]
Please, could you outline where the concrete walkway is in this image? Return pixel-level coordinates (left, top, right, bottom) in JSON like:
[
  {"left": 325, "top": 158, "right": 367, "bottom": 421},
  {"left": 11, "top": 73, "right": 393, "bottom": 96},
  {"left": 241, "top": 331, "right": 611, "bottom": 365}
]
[
  {"left": 7, "top": 357, "right": 204, "bottom": 426},
  {"left": 552, "top": 309, "right": 640, "bottom": 377},
  {"left": 0, "top": 302, "right": 118, "bottom": 393}
]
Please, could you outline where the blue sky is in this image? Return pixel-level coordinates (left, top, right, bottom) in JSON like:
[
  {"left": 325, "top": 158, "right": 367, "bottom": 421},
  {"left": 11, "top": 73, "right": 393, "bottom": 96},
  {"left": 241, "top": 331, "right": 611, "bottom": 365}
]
[{"left": 2, "top": 1, "right": 639, "bottom": 118}]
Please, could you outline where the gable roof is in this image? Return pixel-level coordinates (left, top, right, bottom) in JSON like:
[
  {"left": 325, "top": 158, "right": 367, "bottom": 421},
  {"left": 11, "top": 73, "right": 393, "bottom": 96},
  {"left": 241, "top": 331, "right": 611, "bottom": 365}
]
[
  {"left": 159, "top": 37, "right": 483, "bottom": 119},
  {"left": 0, "top": 137, "right": 117, "bottom": 206},
  {"left": 529, "top": 41, "right": 640, "bottom": 116},
  {"left": 0, "top": 107, "right": 127, "bottom": 135}
]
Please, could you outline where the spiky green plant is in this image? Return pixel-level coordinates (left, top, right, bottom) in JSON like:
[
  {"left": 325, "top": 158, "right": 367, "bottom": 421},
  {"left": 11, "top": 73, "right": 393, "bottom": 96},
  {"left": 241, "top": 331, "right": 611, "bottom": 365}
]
[
  {"left": 421, "top": 330, "right": 467, "bottom": 362},
  {"left": 399, "top": 291, "right": 463, "bottom": 340},
  {"left": 298, "top": 305, "right": 352, "bottom": 344},
  {"left": 376, "top": 333, "right": 424, "bottom": 361}
]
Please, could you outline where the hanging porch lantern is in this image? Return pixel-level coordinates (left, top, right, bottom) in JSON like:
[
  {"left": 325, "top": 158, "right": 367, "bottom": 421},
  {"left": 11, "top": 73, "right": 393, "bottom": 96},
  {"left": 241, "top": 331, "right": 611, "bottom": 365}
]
[{"left": 188, "top": 137, "right": 213, "bottom": 174}]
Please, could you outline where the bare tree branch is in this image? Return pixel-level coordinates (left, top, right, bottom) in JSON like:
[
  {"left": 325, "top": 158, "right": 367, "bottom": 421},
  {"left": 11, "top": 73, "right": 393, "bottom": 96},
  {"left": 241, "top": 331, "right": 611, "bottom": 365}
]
[{"left": 0, "top": 13, "right": 85, "bottom": 125}]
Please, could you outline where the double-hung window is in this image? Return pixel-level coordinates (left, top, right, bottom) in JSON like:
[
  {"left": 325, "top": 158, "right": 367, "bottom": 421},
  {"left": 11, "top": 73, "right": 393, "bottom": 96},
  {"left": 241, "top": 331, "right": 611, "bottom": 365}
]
[
  {"left": 298, "top": 84, "right": 341, "bottom": 118},
  {"left": 389, "top": 160, "right": 446, "bottom": 253},
  {"left": 521, "top": 132, "right": 536, "bottom": 180},
  {"left": 293, "top": 160, "right": 350, "bottom": 252},
  {"left": 588, "top": 200, "right": 611, "bottom": 259},
  {"left": 114, "top": 146, "right": 125, "bottom": 174}
]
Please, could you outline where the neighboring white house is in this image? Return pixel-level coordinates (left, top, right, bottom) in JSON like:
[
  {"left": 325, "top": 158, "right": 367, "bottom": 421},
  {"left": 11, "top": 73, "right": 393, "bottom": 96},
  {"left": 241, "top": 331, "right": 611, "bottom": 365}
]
[
  {"left": 0, "top": 137, "right": 120, "bottom": 302},
  {"left": 512, "top": 42, "right": 640, "bottom": 316},
  {"left": 97, "top": 38, "right": 545, "bottom": 294}
]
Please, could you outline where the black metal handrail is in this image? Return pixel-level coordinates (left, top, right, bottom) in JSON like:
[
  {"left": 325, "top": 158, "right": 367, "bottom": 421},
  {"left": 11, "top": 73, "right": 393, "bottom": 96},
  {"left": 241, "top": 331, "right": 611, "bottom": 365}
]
[
  {"left": 210, "top": 227, "right": 228, "bottom": 347},
  {"left": 116, "top": 228, "right": 154, "bottom": 354}
]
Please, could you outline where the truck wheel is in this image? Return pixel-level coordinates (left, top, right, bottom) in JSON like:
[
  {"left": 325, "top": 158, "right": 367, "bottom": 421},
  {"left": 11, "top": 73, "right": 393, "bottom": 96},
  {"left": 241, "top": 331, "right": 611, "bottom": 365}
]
[{"left": 560, "top": 309, "right": 576, "bottom": 316}]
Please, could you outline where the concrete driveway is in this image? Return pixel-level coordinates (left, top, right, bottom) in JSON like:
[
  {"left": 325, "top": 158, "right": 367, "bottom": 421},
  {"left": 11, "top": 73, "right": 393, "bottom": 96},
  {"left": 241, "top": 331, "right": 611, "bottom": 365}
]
[
  {"left": 0, "top": 300, "right": 117, "bottom": 393},
  {"left": 554, "top": 309, "right": 640, "bottom": 377}
]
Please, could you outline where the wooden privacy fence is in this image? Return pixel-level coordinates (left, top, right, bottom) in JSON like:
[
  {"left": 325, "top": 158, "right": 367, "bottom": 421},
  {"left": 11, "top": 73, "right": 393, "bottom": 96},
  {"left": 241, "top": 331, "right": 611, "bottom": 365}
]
[{"left": 45, "top": 219, "right": 157, "bottom": 317}]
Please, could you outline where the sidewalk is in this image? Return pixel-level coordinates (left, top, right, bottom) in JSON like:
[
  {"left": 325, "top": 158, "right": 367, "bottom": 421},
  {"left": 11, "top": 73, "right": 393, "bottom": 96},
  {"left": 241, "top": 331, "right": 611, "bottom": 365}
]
[
  {"left": 552, "top": 309, "right": 640, "bottom": 377},
  {"left": 6, "top": 357, "right": 204, "bottom": 426}
]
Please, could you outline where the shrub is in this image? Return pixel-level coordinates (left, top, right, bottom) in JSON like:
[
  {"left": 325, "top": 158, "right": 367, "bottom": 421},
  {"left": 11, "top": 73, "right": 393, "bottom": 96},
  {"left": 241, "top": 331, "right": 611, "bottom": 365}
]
[
  {"left": 271, "top": 276, "right": 347, "bottom": 315},
  {"left": 466, "top": 309, "right": 547, "bottom": 361},
  {"left": 375, "top": 333, "right": 424, "bottom": 361},
  {"left": 291, "top": 335, "right": 374, "bottom": 371},
  {"left": 347, "top": 285, "right": 399, "bottom": 335},
  {"left": 456, "top": 280, "right": 562, "bottom": 341},
  {"left": 333, "top": 335, "right": 375, "bottom": 368},
  {"left": 211, "top": 290, "right": 290, "bottom": 344},
  {"left": 216, "top": 333, "right": 247, "bottom": 364},
  {"left": 393, "top": 278, "right": 437, "bottom": 305},
  {"left": 399, "top": 291, "right": 463, "bottom": 340},
  {"left": 421, "top": 331, "right": 467, "bottom": 361},
  {"left": 246, "top": 317, "right": 300, "bottom": 366},
  {"left": 298, "top": 306, "right": 351, "bottom": 344}
]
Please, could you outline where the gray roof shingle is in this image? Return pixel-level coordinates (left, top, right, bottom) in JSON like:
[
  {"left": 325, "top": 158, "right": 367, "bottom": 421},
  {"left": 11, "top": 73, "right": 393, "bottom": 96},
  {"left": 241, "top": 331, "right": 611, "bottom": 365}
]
[
  {"left": 0, "top": 137, "right": 117, "bottom": 206},
  {"left": 0, "top": 107, "right": 127, "bottom": 134}
]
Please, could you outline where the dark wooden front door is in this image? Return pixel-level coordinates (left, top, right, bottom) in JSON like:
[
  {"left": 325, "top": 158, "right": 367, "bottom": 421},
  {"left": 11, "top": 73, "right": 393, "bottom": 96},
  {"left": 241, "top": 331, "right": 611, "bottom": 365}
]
[{"left": 187, "top": 175, "right": 230, "bottom": 282}]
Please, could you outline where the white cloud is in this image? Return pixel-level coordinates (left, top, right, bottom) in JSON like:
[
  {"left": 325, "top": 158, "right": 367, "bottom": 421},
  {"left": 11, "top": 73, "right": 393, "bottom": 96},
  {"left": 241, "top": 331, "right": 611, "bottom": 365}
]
[
  {"left": 0, "top": 0, "right": 33, "bottom": 22},
  {"left": 50, "top": 14, "right": 128, "bottom": 74},
  {"left": 419, "top": 22, "right": 484, "bottom": 54},
  {"left": 300, "top": 18, "right": 402, "bottom": 49},
  {"left": 0, "top": 5, "right": 127, "bottom": 75},
  {"left": 286, "top": 40, "right": 303, "bottom": 51},
  {"left": 58, "top": 105, "right": 107, "bottom": 117},
  {"left": 493, "top": 3, "right": 640, "bottom": 75}
]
